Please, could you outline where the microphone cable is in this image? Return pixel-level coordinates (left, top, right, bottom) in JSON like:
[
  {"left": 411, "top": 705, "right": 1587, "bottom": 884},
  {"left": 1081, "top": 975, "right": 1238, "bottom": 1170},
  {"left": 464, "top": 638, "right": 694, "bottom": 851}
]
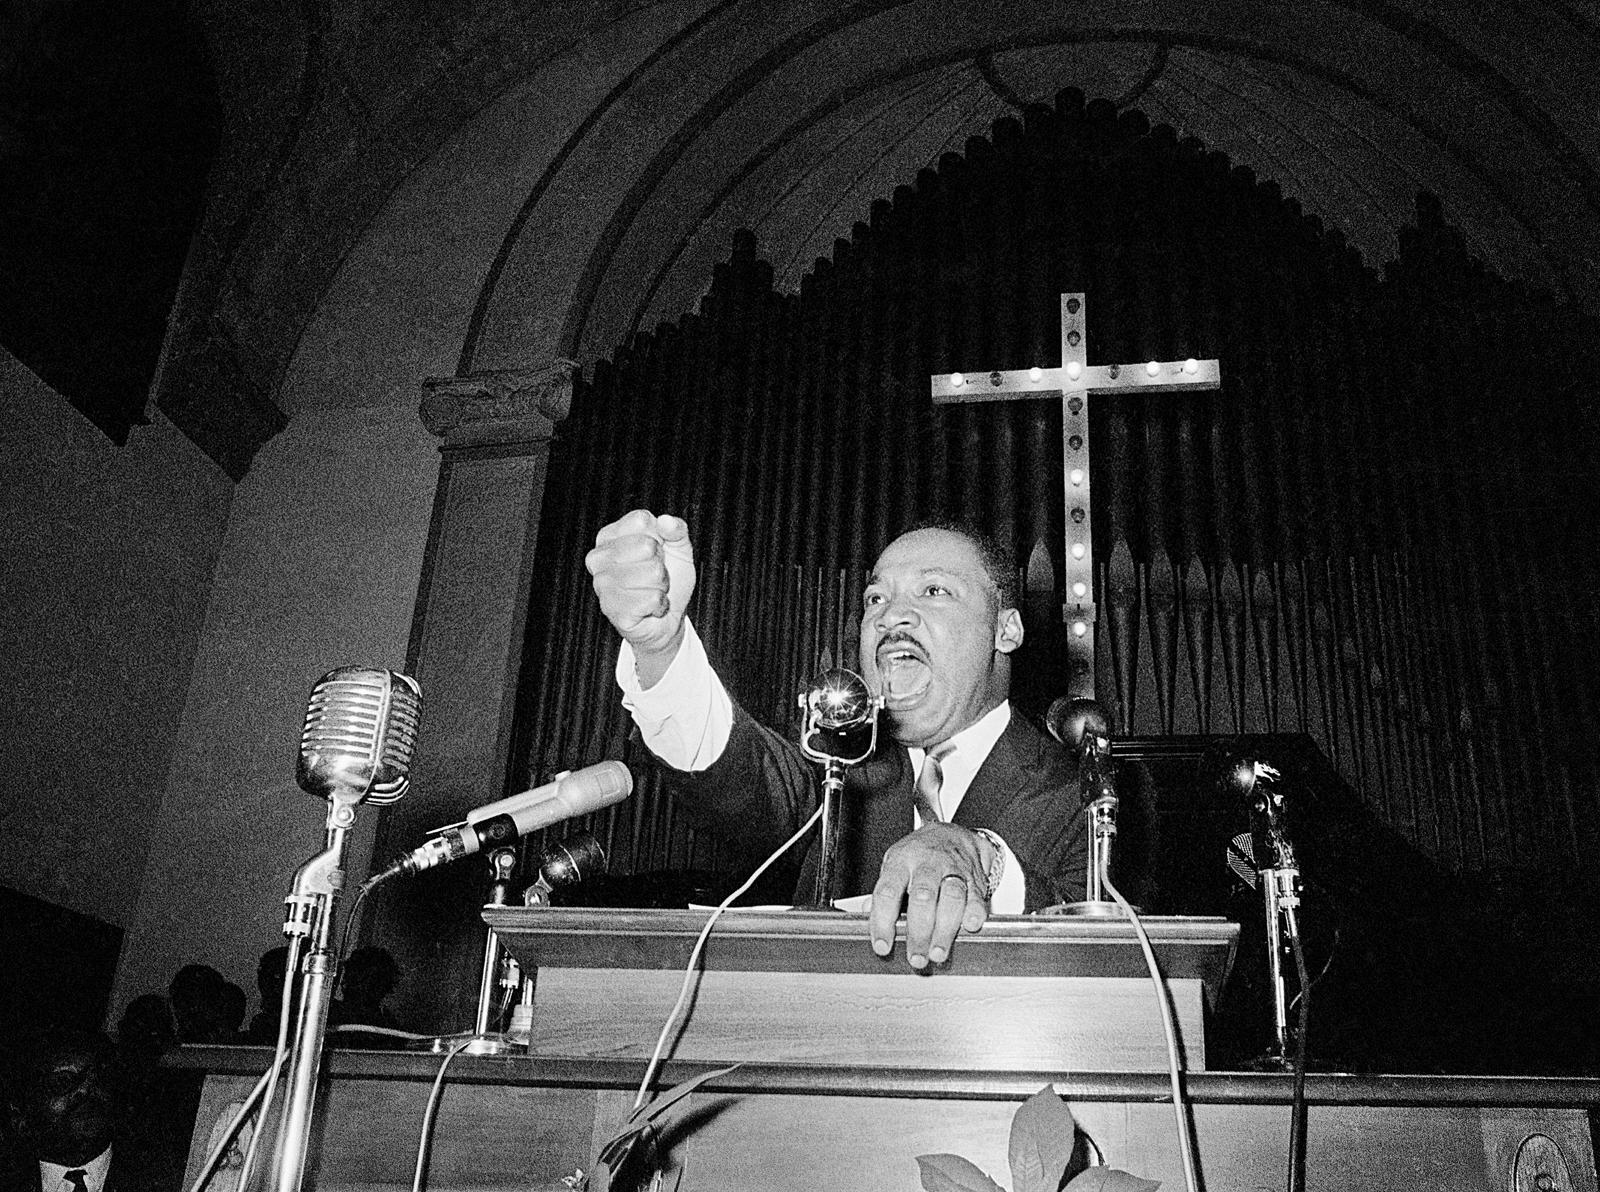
[
  {"left": 337, "top": 879, "right": 379, "bottom": 965},
  {"left": 1098, "top": 857, "right": 1201, "bottom": 1192},
  {"left": 411, "top": 1036, "right": 480, "bottom": 1192},
  {"left": 1285, "top": 907, "right": 1311, "bottom": 1192},
  {"left": 632, "top": 802, "right": 827, "bottom": 1112},
  {"left": 184, "top": 934, "right": 303, "bottom": 1192}
]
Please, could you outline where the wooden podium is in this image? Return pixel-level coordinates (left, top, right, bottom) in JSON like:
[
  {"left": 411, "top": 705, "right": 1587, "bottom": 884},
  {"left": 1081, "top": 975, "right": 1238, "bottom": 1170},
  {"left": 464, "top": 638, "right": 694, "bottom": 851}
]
[
  {"left": 486, "top": 907, "right": 1237, "bottom": 1073},
  {"left": 175, "top": 907, "right": 1600, "bottom": 1191}
]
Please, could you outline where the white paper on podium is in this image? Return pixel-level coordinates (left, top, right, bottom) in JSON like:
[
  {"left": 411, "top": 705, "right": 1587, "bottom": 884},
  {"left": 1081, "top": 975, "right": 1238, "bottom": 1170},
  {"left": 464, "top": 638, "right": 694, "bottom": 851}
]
[{"left": 688, "top": 894, "right": 873, "bottom": 913}]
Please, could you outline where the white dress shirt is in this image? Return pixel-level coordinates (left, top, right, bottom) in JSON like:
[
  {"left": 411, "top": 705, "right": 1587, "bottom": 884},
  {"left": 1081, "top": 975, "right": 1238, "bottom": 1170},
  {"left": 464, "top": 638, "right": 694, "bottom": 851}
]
[{"left": 41, "top": 1146, "right": 111, "bottom": 1192}]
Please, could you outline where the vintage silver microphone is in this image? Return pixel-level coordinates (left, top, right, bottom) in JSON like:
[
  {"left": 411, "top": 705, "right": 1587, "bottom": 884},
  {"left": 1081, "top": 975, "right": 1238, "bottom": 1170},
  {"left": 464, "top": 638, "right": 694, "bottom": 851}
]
[
  {"left": 797, "top": 668, "right": 882, "bottom": 905},
  {"left": 276, "top": 667, "right": 421, "bottom": 1192},
  {"left": 296, "top": 666, "right": 422, "bottom": 805}
]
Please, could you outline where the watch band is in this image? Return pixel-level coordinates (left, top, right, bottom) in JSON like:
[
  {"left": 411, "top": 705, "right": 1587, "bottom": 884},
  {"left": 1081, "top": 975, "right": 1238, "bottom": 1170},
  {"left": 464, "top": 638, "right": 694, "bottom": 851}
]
[{"left": 972, "top": 827, "right": 1006, "bottom": 900}]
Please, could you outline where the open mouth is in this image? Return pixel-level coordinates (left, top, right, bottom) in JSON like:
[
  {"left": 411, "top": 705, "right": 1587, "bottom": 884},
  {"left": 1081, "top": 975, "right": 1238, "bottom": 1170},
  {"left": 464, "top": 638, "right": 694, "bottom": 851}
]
[{"left": 877, "top": 640, "right": 931, "bottom": 708}]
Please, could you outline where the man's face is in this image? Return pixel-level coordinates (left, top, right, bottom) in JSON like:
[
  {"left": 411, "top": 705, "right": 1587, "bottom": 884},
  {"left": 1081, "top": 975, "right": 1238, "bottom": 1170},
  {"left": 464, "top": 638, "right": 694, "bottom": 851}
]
[
  {"left": 858, "top": 528, "right": 1023, "bottom": 748},
  {"left": 17, "top": 1036, "right": 117, "bottom": 1166}
]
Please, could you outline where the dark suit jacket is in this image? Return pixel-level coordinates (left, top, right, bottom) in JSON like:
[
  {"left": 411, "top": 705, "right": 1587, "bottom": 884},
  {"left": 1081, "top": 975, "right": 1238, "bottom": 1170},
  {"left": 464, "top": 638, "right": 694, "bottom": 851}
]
[{"left": 656, "top": 702, "right": 1089, "bottom": 909}]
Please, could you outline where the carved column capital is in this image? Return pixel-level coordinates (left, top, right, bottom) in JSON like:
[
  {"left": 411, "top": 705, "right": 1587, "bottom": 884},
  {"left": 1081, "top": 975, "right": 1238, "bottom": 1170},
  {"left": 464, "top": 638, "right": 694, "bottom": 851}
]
[{"left": 419, "top": 362, "right": 576, "bottom": 450}]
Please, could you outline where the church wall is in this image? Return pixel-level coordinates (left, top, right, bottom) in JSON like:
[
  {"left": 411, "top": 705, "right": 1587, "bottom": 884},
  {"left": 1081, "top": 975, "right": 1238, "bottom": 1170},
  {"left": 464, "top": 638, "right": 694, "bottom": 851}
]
[
  {"left": 108, "top": 405, "right": 439, "bottom": 1013},
  {"left": 0, "top": 348, "right": 233, "bottom": 928},
  {"left": 105, "top": 19, "right": 562, "bottom": 1012}
]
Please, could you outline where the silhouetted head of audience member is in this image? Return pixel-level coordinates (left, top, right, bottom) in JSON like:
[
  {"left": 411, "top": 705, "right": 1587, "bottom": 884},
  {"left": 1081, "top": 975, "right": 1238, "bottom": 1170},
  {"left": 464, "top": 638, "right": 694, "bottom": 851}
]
[
  {"left": 257, "top": 947, "right": 289, "bottom": 1007},
  {"left": 114, "top": 995, "right": 175, "bottom": 1063},
  {"left": 338, "top": 947, "right": 398, "bottom": 1021},
  {"left": 4, "top": 1029, "right": 120, "bottom": 1168},
  {"left": 168, "top": 964, "right": 230, "bottom": 1044},
  {"left": 217, "top": 982, "right": 246, "bottom": 1042},
  {"left": 245, "top": 946, "right": 293, "bottom": 1044}
]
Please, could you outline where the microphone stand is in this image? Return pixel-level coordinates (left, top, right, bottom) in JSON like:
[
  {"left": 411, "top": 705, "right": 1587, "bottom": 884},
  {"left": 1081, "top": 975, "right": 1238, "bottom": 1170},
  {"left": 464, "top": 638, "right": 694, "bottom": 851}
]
[
  {"left": 466, "top": 847, "right": 522, "bottom": 1055},
  {"left": 1049, "top": 699, "right": 1123, "bottom": 918},
  {"left": 815, "top": 756, "right": 849, "bottom": 907},
  {"left": 1078, "top": 739, "right": 1120, "bottom": 912},
  {"left": 796, "top": 669, "right": 880, "bottom": 908},
  {"left": 272, "top": 789, "right": 361, "bottom": 1192},
  {"left": 1258, "top": 828, "right": 1303, "bottom": 1068}
]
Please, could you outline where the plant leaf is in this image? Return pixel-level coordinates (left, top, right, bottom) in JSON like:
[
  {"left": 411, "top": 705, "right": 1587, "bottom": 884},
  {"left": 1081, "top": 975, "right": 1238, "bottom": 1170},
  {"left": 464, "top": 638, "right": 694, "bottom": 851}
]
[
  {"left": 1008, "top": 1086, "right": 1079, "bottom": 1192},
  {"left": 625, "top": 1062, "right": 743, "bottom": 1126},
  {"left": 597, "top": 1120, "right": 654, "bottom": 1170},
  {"left": 914, "top": 1153, "right": 1008, "bottom": 1192},
  {"left": 599, "top": 1064, "right": 743, "bottom": 1184},
  {"left": 1063, "top": 1167, "right": 1161, "bottom": 1192}
]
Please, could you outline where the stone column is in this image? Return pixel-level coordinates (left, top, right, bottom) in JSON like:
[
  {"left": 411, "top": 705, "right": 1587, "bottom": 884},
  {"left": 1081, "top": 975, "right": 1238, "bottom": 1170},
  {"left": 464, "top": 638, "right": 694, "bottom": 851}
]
[{"left": 366, "top": 362, "right": 574, "bottom": 1032}]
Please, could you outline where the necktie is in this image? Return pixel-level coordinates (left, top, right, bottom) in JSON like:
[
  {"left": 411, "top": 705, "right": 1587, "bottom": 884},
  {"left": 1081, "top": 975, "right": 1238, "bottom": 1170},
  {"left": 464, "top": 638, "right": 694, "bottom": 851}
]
[
  {"left": 913, "top": 743, "right": 955, "bottom": 824},
  {"left": 64, "top": 1171, "right": 88, "bottom": 1192}
]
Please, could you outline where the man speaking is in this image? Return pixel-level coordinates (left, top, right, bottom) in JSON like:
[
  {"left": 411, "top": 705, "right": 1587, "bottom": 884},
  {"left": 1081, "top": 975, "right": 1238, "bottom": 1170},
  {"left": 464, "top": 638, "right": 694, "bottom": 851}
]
[{"left": 587, "top": 510, "right": 1087, "bottom": 969}]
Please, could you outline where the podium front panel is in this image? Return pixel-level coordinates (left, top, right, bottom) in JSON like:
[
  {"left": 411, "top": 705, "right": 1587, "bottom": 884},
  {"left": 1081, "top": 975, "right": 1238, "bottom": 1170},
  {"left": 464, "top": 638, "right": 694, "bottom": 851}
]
[{"left": 488, "top": 908, "right": 1237, "bottom": 1073}]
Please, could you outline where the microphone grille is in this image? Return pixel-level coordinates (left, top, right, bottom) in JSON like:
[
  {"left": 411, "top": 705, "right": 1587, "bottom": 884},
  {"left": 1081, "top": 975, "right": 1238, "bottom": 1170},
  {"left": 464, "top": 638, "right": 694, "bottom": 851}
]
[
  {"left": 805, "top": 668, "right": 874, "bottom": 730},
  {"left": 297, "top": 667, "right": 423, "bottom": 804},
  {"left": 1227, "top": 831, "right": 1259, "bottom": 889}
]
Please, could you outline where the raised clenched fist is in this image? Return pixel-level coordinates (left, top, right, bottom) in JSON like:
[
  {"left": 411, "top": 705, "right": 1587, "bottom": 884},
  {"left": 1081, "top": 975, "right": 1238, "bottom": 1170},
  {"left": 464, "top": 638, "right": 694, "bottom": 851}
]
[{"left": 585, "top": 510, "right": 697, "bottom": 671}]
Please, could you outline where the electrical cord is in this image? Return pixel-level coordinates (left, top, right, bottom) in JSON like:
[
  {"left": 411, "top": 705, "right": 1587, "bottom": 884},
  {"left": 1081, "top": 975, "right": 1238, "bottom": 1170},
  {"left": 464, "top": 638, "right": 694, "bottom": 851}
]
[
  {"left": 1285, "top": 906, "right": 1311, "bottom": 1192},
  {"left": 338, "top": 879, "right": 378, "bottom": 965},
  {"left": 1100, "top": 860, "right": 1201, "bottom": 1192},
  {"left": 632, "top": 803, "right": 825, "bottom": 1111},
  {"left": 185, "top": 935, "right": 303, "bottom": 1192},
  {"left": 411, "top": 1036, "right": 480, "bottom": 1192}
]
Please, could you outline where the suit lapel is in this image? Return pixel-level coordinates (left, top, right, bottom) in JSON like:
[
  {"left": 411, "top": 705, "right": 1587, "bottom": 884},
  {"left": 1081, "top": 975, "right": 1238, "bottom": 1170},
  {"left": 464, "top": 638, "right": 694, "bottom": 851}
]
[{"left": 951, "top": 714, "right": 1040, "bottom": 830}]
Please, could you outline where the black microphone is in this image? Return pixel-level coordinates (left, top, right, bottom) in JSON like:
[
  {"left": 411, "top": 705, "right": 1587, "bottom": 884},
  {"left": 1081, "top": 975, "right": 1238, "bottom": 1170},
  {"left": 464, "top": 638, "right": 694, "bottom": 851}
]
[
  {"left": 296, "top": 667, "right": 422, "bottom": 805},
  {"left": 1221, "top": 752, "right": 1290, "bottom": 870},
  {"left": 1044, "top": 695, "right": 1110, "bottom": 753},
  {"left": 1046, "top": 696, "right": 1115, "bottom": 803},
  {"left": 371, "top": 761, "right": 632, "bottom": 881},
  {"left": 523, "top": 832, "right": 608, "bottom": 906}
]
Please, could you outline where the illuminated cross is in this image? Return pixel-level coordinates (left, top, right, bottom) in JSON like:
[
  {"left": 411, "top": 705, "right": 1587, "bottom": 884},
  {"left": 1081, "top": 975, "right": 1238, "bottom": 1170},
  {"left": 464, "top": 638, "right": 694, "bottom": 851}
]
[{"left": 929, "top": 293, "right": 1222, "bottom": 700}]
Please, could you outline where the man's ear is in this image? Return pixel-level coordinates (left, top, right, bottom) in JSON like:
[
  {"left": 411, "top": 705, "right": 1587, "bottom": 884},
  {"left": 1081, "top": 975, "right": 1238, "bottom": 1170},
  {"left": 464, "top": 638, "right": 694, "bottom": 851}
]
[{"left": 994, "top": 607, "right": 1024, "bottom": 654}]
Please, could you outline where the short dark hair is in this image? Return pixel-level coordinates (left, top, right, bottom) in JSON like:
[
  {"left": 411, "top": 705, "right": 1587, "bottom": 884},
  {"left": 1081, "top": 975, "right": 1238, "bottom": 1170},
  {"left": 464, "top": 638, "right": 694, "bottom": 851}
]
[{"left": 892, "top": 519, "right": 1019, "bottom": 610}]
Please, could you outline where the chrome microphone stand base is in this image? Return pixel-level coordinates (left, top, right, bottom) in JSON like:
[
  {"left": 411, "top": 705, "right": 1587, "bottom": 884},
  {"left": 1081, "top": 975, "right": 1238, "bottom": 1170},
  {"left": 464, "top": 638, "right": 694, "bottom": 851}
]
[
  {"left": 463, "top": 1035, "right": 518, "bottom": 1055},
  {"left": 1045, "top": 899, "right": 1128, "bottom": 918},
  {"left": 1042, "top": 793, "right": 1128, "bottom": 917},
  {"left": 410, "top": 1033, "right": 520, "bottom": 1056}
]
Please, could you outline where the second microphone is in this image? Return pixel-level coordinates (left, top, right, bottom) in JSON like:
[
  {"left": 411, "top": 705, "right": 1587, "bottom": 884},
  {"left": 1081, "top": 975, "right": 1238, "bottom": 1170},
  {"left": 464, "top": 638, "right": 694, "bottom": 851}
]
[{"left": 375, "top": 761, "right": 632, "bottom": 881}]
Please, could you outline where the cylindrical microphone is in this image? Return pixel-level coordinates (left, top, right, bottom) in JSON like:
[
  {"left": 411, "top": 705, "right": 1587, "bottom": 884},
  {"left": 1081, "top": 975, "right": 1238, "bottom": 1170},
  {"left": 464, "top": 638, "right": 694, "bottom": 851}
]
[
  {"left": 296, "top": 667, "right": 422, "bottom": 805},
  {"left": 372, "top": 760, "right": 632, "bottom": 881}
]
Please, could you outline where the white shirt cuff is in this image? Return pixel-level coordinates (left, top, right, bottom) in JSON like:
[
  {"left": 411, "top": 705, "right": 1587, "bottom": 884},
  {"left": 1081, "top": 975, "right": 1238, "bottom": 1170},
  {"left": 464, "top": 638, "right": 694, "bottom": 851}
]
[{"left": 616, "top": 619, "right": 733, "bottom": 771}]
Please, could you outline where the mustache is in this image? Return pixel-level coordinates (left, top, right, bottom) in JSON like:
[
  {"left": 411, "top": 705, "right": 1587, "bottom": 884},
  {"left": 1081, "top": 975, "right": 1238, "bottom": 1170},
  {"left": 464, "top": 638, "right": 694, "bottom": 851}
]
[{"left": 874, "top": 629, "right": 926, "bottom": 654}]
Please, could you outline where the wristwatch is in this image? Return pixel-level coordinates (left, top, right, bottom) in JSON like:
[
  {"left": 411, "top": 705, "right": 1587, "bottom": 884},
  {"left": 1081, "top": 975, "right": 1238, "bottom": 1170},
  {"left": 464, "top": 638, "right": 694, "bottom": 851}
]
[{"left": 972, "top": 827, "right": 1006, "bottom": 900}]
